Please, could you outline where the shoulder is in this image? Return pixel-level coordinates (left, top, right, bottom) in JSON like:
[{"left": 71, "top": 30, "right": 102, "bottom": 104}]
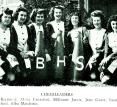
[
  {"left": 88, "top": 29, "right": 94, "bottom": 32},
  {"left": 25, "top": 25, "right": 30, "bottom": 29},
  {"left": 87, "top": 29, "right": 92, "bottom": 34},
  {"left": 77, "top": 26, "right": 87, "bottom": 32},
  {"left": 28, "top": 23, "right": 35, "bottom": 30},
  {"left": 46, "top": 21, "right": 52, "bottom": 27},
  {"left": 107, "top": 32, "right": 113, "bottom": 37},
  {"left": 61, "top": 21, "right": 64, "bottom": 24},
  {"left": 10, "top": 25, "right": 16, "bottom": 32},
  {"left": 12, "top": 21, "right": 18, "bottom": 28},
  {"left": 47, "top": 21, "right": 53, "bottom": 25},
  {"left": 67, "top": 30, "right": 71, "bottom": 37},
  {"left": 101, "top": 28, "right": 106, "bottom": 33},
  {"left": 28, "top": 23, "right": 34, "bottom": 28},
  {"left": 46, "top": 21, "right": 54, "bottom": 30}
]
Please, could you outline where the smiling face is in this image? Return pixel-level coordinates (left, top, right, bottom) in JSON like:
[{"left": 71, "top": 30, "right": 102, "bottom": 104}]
[
  {"left": 111, "top": 21, "right": 117, "bottom": 32},
  {"left": 71, "top": 15, "right": 79, "bottom": 27},
  {"left": 54, "top": 8, "right": 62, "bottom": 21},
  {"left": 1, "top": 13, "right": 11, "bottom": 26},
  {"left": 17, "top": 11, "right": 27, "bottom": 24},
  {"left": 92, "top": 16, "right": 102, "bottom": 29},
  {"left": 35, "top": 13, "right": 44, "bottom": 25}
]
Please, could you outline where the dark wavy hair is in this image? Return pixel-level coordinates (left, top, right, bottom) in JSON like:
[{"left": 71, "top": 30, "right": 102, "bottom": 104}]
[
  {"left": 49, "top": 5, "right": 65, "bottom": 21},
  {"left": 0, "top": 8, "right": 13, "bottom": 24},
  {"left": 90, "top": 10, "right": 106, "bottom": 28},
  {"left": 67, "top": 11, "right": 82, "bottom": 31},
  {"left": 106, "top": 15, "right": 117, "bottom": 33},
  {"left": 30, "top": 8, "right": 46, "bottom": 23},
  {"left": 13, "top": 6, "right": 29, "bottom": 24}
]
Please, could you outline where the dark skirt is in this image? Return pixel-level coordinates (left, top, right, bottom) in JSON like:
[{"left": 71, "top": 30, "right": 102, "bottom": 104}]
[
  {"left": 52, "top": 40, "right": 65, "bottom": 81},
  {"left": 29, "top": 54, "right": 47, "bottom": 85}
]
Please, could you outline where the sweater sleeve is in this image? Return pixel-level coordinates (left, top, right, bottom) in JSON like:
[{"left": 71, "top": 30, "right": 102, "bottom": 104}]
[
  {"left": 66, "top": 32, "right": 73, "bottom": 56},
  {"left": 27, "top": 25, "right": 36, "bottom": 51},
  {"left": 46, "top": 23, "right": 56, "bottom": 48},
  {"left": 7, "top": 26, "right": 20, "bottom": 55}
]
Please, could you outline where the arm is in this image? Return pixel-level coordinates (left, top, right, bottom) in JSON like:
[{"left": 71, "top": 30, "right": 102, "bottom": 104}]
[
  {"left": 27, "top": 25, "right": 35, "bottom": 51},
  {"left": 99, "top": 34, "right": 113, "bottom": 66},
  {"left": 46, "top": 23, "right": 56, "bottom": 47},
  {"left": 66, "top": 32, "right": 73, "bottom": 56},
  {"left": 7, "top": 26, "right": 20, "bottom": 56}
]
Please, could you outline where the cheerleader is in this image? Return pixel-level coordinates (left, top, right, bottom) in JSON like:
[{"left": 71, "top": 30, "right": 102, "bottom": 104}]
[
  {"left": 11, "top": 7, "right": 34, "bottom": 85},
  {"left": 29, "top": 8, "right": 51, "bottom": 85},
  {"left": 99, "top": 15, "right": 117, "bottom": 84},
  {"left": 46, "top": 5, "right": 67, "bottom": 83},
  {"left": 67, "top": 12, "right": 88, "bottom": 82},
  {"left": 86, "top": 10, "right": 106, "bottom": 80},
  {"left": 0, "top": 8, "right": 21, "bottom": 85}
]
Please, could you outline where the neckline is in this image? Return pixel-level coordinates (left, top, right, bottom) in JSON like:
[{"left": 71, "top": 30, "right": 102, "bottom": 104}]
[
  {"left": 14, "top": 21, "right": 24, "bottom": 27},
  {"left": 94, "top": 28, "right": 103, "bottom": 32}
]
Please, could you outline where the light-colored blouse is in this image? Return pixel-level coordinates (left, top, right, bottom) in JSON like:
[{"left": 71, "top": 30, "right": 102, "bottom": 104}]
[
  {"left": 0, "top": 27, "right": 10, "bottom": 51},
  {"left": 13, "top": 21, "right": 28, "bottom": 52},
  {"left": 88, "top": 28, "right": 106, "bottom": 55},
  {"left": 108, "top": 32, "right": 117, "bottom": 53},
  {"left": 50, "top": 20, "right": 65, "bottom": 46}
]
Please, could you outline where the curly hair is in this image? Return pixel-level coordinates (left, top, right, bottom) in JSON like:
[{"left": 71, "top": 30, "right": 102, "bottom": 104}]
[
  {"left": 30, "top": 8, "right": 46, "bottom": 23},
  {"left": 49, "top": 5, "right": 65, "bottom": 21},
  {"left": 67, "top": 11, "right": 82, "bottom": 31},
  {"left": 0, "top": 8, "right": 13, "bottom": 23},
  {"left": 90, "top": 10, "right": 106, "bottom": 28},
  {"left": 106, "top": 15, "right": 117, "bottom": 33},
  {"left": 13, "top": 6, "right": 29, "bottom": 24}
]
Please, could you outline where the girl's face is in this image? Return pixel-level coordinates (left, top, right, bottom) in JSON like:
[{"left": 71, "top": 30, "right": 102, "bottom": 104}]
[
  {"left": 54, "top": 8, "right": 62, "bottom": 21},
  {"left": 35, "top": 13, "right": 44, "bottom": 25},
  {"left": 111, "top": 21, "right": 117, "bottom": 32},
  {"left": 92, "top": 16, "right": 102, "bottom": 29},
  {"left": 1, "top": 13, "right": 11, "bottom": 26},
  {"left": 71, "top": 15, "right": 79, "bottom": 27},
  {"left": 17, "top": 11, "right": 27, "bottom": 24}
]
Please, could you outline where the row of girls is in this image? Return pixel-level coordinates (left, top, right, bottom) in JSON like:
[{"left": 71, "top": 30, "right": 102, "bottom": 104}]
[{"left": 0, "top": 6, "right": 117, "bottom": 86}]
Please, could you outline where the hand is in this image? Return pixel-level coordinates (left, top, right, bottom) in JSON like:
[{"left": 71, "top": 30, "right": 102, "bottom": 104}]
[
  {"left": 89, "top": 57, "right": 97, "bottom": 64},
  {"left": 88, "top": 54, "right": 99, "bottom": 66},
  {"left": 96, "top": 48, "right": 104, "bottom": 53},
  {"left": 91, "top": 54, "right": 99, "bottom": 62},
  {"left": 57, "top": 30, "right": 62, "bottom": 36},
  {"left": 51, "top": 33, "right": 58, "bottom": 38},
  {"left": 0, "top": 43, "right": 8, "bottom": 51},
  {"left": 26, "top": 51, "right": 35, "bottom": 57},
  {"left": 51, "top": 30, "right": 62, "bottom": 39},
  {"left": 20, "top": 52, "right": 29, "bottom": 58},
  {"left": 83, "top": 36, "right": 88, "bottom": 44},
  {"left": 69, "top": 54, "right": 72, "bottom": 57},
  {"left": 100, "top": 56, "right": 111, "bottom": 67},
  {"left": 46, "top": 54, "right": 51, "bottom": 62}
]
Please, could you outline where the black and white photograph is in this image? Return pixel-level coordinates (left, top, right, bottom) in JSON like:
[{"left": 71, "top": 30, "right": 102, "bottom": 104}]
[{"left": 0, "top": 0, "right": 117, "bottom": 107}]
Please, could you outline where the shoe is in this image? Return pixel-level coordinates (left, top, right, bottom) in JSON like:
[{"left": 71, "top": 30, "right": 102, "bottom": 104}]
[
  {"left": 101, "top": 75, "right": 110, "bottom": 84},
  {"left": 12, "top": 65, "right": 21, "bottom": 73},
  {"left": 100, "top": 72, "right": 104, "bottom": 80}
]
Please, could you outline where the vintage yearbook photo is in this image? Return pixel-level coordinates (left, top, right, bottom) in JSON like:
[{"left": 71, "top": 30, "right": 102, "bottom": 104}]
[{"left": 0, "top": 0, "right": 117, "bottom": 107}]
